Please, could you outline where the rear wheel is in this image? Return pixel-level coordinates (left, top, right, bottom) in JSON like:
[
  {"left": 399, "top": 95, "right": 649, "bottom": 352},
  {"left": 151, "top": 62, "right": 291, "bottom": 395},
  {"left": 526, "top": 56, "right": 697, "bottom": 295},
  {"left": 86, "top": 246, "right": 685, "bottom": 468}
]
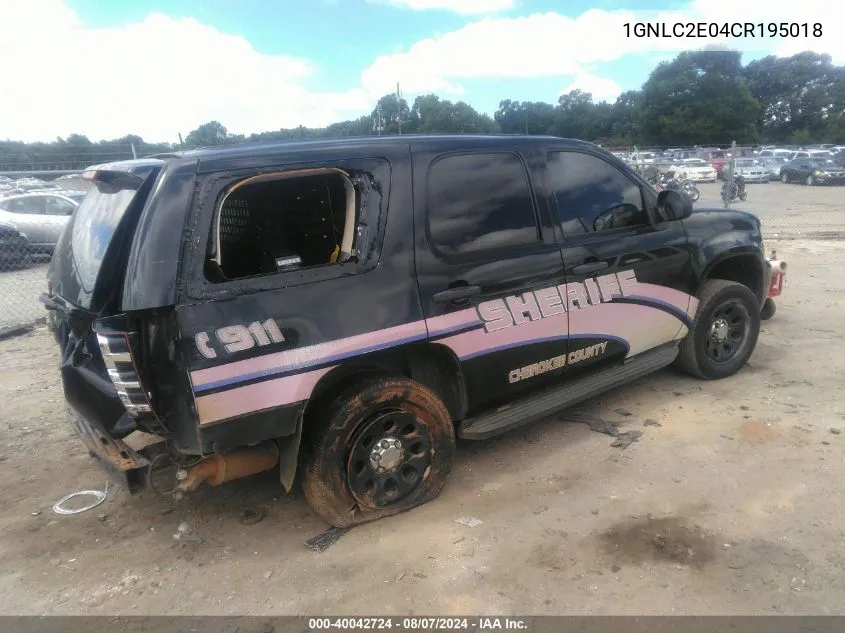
[
  {"left": 301, "top": 376, "right": 455, "bottom": 528},
  {"left": 677, "top": 280, "right": 761, "bottom": 380},
  {"left": 781, "top": 172, "right": 788, "bottom": 183},
  {"left": 806, "top": 175, "right": 815, "bottom": 186}
]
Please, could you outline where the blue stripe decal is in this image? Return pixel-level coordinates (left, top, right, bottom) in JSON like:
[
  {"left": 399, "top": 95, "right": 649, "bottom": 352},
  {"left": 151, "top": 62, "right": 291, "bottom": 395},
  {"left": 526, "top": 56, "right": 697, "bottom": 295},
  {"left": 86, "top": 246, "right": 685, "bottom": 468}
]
[
  {"left": 459, "top": 334, "right": 631, "bottom": 361},
  {"left": 193, "top": 331, "right": 429, "bottom": 393},
  {"left": 611, "top": 295, "right": 695, "bottom": 329}
]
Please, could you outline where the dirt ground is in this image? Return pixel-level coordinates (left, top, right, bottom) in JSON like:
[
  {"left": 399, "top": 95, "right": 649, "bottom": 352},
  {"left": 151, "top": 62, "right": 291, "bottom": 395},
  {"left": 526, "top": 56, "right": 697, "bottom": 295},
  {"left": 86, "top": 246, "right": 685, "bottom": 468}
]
[{"left": 0, "top": 238, "right": 843, "bottom": 617}]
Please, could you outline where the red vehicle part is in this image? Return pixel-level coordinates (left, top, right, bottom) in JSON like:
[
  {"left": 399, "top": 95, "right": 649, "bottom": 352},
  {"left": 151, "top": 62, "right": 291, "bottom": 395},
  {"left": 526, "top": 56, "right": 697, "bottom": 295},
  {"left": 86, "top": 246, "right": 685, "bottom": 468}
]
[{"left": 767, "top": 252, "right": 786, "bottom": 298}]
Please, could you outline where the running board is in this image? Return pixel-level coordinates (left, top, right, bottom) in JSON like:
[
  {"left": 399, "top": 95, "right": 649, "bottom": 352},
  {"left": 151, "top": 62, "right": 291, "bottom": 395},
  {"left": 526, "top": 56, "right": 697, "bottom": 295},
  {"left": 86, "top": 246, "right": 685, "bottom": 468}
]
[{"left": 457, "top": 345, "right": 679, "bottom": 440}]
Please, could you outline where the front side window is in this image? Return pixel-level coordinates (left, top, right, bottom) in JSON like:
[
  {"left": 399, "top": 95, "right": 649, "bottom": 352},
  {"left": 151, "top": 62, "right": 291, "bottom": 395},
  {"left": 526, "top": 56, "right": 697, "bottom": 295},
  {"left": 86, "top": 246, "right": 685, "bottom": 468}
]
[
  {"left": 426, "top": 152, "right": 540, "bottom": 260},
  {"left": 547, "top": 150, "right": 647, "bottom": 236}
]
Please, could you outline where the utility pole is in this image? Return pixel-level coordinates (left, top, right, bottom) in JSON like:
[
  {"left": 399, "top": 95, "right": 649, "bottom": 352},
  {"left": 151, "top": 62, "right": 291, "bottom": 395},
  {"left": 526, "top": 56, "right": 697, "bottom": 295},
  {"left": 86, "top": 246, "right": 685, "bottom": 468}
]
[
  {"left": 130, "top": 142, "right": 137, "bottom": 159},
  {"left": 396, "top": 82, "right": 403, "bottom": 135}
]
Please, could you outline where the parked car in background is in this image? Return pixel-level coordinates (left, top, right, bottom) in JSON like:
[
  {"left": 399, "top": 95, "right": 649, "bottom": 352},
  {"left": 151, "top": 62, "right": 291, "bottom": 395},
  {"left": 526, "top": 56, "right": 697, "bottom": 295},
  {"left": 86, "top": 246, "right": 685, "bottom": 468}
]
[
  {"left": 789, "top": 149, "right": 834, "bottom": 161},
  {"left": 726, "top": 158, "right": 769, "bottom": 183},
  {"left": 698, "top": 148, "right": 731, "bottom": 177},
  {"left": 761, "top": 157, "right": 789, "bottom": 180},
  {"left": 651, "top": 157, "right": 677, "bottom": 173},
  {"left": 674, "top": 158, "right": 717, "bottom": 182},
  {"left": 0, "top": 191, "right": 85, "bottom": 254},
  {"left": 780, "top": 157, "right": 845, "bottom": 185},
  {"left": 757, "top": 148, "right": 793, "bottom": 160},
  {"left": 0, "top": 220, "right": 31, "bottom": 270}
]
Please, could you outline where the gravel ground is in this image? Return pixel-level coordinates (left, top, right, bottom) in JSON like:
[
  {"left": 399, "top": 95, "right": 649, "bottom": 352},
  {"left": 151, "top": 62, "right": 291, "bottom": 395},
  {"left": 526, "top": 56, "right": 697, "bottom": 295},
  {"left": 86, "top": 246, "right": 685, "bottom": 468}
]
[{"left": 0, "top": 238, "right": 843, "bottom": 616}]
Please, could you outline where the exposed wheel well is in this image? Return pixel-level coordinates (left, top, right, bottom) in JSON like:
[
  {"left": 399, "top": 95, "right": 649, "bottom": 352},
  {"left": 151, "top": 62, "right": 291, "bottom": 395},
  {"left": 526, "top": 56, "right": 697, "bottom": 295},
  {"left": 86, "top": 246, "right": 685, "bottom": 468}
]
[
  {"left": 703, "top": 255, "right": 765, "bottom": 302},
  {"left": 303, "top": 342, "right": 468, "bottom": 426}
]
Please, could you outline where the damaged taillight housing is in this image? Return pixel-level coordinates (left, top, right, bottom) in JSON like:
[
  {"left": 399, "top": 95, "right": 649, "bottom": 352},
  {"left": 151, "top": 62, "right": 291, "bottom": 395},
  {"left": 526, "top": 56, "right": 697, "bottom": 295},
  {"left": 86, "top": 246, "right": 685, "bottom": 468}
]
[{"left": 96, "top": 331, "right": 155, "bottom": 418}]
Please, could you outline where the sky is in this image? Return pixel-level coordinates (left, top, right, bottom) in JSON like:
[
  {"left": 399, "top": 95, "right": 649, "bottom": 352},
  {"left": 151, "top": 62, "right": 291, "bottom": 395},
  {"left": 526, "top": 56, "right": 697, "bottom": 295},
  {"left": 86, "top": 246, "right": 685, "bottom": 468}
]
[{"left": 0, "top": 0, "right": 841, "bottom": 143}]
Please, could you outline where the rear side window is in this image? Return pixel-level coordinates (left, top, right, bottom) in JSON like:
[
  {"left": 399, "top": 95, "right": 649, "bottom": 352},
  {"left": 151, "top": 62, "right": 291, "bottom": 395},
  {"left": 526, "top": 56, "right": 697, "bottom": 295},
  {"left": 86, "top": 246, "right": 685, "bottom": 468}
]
[
  {"left": 71, "top": 188, "right": 138, "bottom": 293},
  {"left": 426, "top": 151, "right": 539, "bottom": 260}
]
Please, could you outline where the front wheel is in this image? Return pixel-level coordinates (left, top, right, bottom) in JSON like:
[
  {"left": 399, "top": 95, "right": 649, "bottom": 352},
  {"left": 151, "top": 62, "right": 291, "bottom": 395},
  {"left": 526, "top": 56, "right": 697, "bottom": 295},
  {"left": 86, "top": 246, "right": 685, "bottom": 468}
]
[
  {"left": 781, "top": 172, "right": 788, "bottom": 183},
  {"left": 301, "top": 375, "right": 456, "bottom": 527},
  {"left": 806, "top": 175, "right": 815, "bottom": 186},
  {"left": 676, "top": 279, "right": 761, "bottom": 380}
]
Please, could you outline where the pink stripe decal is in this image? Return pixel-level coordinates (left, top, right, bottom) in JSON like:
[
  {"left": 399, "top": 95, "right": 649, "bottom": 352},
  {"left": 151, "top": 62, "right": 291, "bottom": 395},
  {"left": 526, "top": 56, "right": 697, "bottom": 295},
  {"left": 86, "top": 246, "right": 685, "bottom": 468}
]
[
  {"left": 190, "top": 320, "right": 428, "bottom": 388},
  {"left": 426, "top": 308, "right": 482, "bottom": 336},
  {"left": 196, "top": 366, "right": 334, "bottom": 425},
  {"left": 435, "top": 302, "right": 686, "bottom": 361},
  {"left": 626, "top": 282, "right": 693, "bottom": 316}
]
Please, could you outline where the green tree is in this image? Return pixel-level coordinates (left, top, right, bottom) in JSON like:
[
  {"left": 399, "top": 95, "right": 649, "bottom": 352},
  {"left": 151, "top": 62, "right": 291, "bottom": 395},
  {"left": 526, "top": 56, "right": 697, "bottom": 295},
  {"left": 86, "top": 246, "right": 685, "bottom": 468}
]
[
  {"left": 494, "top": 100, "right": 555, "bottom": 135},
  {"left": 744, "top": 52, "right": 844, "bottom": 142},
  {"left": 637, "top": 51, "right": 760, "bottom": 145},
  {"left": 184, "top": 121, "right": 233, "bottom": 147}
]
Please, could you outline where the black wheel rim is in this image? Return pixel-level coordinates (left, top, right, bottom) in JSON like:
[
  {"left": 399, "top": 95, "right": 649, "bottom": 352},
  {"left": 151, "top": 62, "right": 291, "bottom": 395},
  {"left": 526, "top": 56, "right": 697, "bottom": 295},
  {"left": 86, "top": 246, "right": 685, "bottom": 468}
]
[
  {"left": 704, "top": 300, "right": 750, "bottom": 363},
  {"left": 347, "top": 410, "right": 433, "bottom": 508}
]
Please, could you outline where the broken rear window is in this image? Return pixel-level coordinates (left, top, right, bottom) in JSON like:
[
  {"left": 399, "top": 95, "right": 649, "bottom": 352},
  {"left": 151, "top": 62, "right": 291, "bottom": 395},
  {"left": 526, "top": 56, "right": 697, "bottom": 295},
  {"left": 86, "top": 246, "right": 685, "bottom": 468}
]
[{"left": 206, "top": 168, "right": 361, "bottom": 282}]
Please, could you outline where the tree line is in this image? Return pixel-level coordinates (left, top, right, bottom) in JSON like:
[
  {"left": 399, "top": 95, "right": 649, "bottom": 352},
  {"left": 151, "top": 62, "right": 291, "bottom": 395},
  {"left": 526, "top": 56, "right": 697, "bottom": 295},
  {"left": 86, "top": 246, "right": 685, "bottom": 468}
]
[{"left": 2, "top": 50, "right": 844, "bottom": 171}]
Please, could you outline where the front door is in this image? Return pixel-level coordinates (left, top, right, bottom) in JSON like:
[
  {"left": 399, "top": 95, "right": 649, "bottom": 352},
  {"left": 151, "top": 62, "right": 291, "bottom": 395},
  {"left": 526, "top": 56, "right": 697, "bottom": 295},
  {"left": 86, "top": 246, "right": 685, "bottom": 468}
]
[
  {"left": 541, "top": 148, "right": 697, "bottom": 377},
  {"left": 413, "top": 147, "right": 568, "bottom": 415}
]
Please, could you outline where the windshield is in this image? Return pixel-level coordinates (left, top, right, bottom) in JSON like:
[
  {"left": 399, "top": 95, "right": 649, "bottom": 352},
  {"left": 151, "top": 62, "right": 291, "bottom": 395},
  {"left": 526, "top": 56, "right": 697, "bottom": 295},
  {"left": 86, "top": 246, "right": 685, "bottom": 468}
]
[
  {"left": 810, "top": 159, "right": 837, "bottom": 167},
  {"left": 685, "top": 159, "right": 707, "bottom": 166},
  {"left": 735, "top": 159, "right": 760, "bottom": 167},
  {"left": 70, "top": 186, "right": 138, "bottom": 297}
]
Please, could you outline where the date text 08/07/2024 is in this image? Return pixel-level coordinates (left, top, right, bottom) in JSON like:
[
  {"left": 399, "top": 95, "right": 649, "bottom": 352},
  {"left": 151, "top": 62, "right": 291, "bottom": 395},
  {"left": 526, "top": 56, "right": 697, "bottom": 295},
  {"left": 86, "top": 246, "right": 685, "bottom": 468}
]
[
  {"left": 624, "top": 22, "right": 822, "bottom": 38},
  {"left": 307, "top": 617, "right": 528, "bottom": 630}
]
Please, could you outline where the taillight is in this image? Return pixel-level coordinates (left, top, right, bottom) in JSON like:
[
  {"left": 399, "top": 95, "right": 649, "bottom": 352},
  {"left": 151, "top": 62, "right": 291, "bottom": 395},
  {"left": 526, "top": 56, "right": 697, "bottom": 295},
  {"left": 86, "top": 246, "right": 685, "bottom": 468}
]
[{"left": 96, "top": 332, "right": 154, "bottom": 417}]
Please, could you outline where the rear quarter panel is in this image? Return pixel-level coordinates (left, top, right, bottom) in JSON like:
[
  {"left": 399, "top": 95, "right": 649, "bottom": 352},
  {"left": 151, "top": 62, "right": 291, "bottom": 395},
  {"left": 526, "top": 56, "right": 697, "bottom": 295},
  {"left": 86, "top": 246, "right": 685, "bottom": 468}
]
[{"left": 173, "top": 149, "right": 421, "bottom": 435}]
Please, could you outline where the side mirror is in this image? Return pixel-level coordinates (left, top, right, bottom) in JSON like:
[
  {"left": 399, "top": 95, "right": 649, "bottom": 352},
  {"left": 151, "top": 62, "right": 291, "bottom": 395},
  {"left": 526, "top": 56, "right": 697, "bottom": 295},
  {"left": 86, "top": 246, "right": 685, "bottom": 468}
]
[{"left": 657, "top": 189, "right": 693, "bottom": 221}]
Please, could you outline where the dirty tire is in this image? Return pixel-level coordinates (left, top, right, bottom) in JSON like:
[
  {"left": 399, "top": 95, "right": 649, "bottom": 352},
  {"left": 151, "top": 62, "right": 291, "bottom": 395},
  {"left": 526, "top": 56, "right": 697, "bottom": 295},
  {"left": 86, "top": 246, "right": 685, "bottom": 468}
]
[
  {"left": 676, "top": 279, "right": 761, "bottom": 380},
  {"left": 301, "top": 376, "right": 455, "bottom": 528},
  {"left": 760, "top": 297, "right": 776, "bottom": 320}
]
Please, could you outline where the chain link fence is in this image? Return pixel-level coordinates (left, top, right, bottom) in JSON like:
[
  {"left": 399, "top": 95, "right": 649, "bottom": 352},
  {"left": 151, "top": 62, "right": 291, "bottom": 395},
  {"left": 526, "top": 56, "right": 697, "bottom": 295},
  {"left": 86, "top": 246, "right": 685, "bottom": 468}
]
[{"left": 2, "top": 153, "right": 844, "bottom": 336}]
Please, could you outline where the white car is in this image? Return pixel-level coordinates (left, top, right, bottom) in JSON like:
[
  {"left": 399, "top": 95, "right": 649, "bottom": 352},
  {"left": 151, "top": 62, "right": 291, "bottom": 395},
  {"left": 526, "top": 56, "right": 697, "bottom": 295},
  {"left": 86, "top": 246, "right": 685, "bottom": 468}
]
[
  {"left": 675, "top": 158, "right": 717, "bottom": 182},
  {"left": 790, "top": 149, "right": 834, "bottom": 161},
  {"left": 0, "top": 191, "right": 85, "bottom": 254},
  {"left": 757, "top": 148, "right": 793, "bottom": 159}
]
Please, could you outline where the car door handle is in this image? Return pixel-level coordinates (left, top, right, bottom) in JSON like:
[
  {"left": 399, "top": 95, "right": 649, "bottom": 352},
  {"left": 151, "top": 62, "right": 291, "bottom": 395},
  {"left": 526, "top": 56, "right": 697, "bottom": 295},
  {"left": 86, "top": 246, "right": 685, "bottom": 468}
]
[
  {"left": 571, "top": 261, "right": 609, "bottom": 275},
  {"left": 433, "top": 285, "right": 482, "bottom": 303}
]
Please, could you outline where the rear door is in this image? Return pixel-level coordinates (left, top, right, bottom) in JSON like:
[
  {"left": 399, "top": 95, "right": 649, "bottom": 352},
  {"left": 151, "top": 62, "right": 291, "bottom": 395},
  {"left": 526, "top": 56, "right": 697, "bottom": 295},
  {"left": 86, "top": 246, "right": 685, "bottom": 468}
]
[
  {"left": 539, "top": 148, "right": 698, "bottom": 377},
  {"left": 414, "top": 146, "right": 569, "bottom": 414}
]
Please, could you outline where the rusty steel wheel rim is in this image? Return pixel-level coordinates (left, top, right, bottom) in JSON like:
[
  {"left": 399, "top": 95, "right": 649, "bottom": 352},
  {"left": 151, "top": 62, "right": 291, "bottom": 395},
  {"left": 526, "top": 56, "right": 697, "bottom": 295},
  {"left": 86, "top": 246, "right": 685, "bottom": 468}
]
[{"left": 346, "top": 410, "right": 433, "bottom": 508}]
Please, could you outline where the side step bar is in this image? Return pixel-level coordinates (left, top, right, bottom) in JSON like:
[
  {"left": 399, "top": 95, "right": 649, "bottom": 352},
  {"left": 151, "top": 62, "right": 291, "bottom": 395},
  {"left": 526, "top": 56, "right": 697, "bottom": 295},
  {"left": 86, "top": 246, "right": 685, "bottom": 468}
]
[{"left": 457, "top": 345, "right": 679, "bottom": 440}]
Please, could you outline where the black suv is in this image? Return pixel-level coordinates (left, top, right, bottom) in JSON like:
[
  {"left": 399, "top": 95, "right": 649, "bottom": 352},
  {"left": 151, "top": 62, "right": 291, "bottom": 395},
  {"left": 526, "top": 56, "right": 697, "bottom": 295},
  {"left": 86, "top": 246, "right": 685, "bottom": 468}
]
[{"left": 42, "top": 135, "right": 785, "bottom": 527}]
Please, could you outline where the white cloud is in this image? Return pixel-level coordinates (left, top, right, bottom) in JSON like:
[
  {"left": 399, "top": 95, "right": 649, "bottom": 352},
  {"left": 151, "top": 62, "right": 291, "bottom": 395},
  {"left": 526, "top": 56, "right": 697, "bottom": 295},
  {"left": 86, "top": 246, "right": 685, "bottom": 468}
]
[
  {"left": 1, "top": 0, "right": 843, "bottom": 143},
  {"left": 0, "top": 0, "right": 371, "bottom": 142},
  {"left": 361, "top": 1, "right": 843, "bottom": 98},
  {"left": 561, "top": 74, "right": 623, "bottom": 103},
  {"left": 367, "top": 0, "right": 514, "bottom": 15}
]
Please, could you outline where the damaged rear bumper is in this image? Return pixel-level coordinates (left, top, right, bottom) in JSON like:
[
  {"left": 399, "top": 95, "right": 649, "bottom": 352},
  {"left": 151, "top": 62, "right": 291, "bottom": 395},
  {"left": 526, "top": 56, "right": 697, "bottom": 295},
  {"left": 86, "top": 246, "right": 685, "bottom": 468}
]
[{"left": 68, "top": 406, "right": 150, "bottom": 494}]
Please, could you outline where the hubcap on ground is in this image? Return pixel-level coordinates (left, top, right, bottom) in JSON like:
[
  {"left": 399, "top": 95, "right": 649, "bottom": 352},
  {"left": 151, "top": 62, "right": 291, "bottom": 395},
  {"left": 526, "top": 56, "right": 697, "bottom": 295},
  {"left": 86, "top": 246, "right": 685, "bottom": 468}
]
[
  {"left": 347, "top": 410, "right": 432, "bottom": 508},
  {"left": 704, "top": 300, "right": 749, "bottom": 363}
]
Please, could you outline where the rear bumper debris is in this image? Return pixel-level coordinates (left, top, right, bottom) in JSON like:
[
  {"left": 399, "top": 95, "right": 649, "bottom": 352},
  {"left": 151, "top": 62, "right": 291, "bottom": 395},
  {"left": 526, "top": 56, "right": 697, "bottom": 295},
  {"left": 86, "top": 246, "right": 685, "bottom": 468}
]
[{"left": 68, "top": 406, "right": 150, "bottom": 493}]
